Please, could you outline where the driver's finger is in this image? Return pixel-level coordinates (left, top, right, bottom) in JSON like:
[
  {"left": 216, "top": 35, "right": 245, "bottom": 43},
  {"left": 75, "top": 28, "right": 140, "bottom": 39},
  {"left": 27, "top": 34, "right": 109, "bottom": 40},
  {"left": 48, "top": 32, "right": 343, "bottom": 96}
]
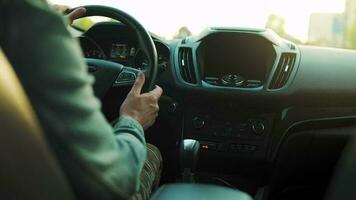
[
  {"left": 149, "top": 85, "right": 163, "bottom": 99},
  {"left": 130, "top": 72, "right": 145, "bottom": 95},
  {"left": 68, "top": 7, "right": 86, "bottom": 24}
]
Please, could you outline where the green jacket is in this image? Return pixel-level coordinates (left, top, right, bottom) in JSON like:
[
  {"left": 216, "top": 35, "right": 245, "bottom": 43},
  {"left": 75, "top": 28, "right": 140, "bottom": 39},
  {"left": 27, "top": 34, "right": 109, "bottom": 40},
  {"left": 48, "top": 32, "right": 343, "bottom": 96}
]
[{"left": 0, "top": 0, "right": 147, "bottom": 199}]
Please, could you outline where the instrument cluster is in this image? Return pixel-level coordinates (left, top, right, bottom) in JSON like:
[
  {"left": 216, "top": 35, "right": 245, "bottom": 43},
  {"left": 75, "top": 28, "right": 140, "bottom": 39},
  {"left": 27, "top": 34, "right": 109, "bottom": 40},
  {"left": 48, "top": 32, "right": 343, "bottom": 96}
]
[{"left": 79, "top": 35, "right": 169, "bottom": 71}]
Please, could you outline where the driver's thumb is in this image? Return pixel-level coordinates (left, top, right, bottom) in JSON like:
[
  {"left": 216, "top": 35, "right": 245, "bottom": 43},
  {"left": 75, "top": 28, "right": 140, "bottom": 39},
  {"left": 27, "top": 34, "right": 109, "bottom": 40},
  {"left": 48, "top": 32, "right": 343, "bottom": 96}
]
[{"left": 130, "top": 72, "right": 145, "bottom": 95}]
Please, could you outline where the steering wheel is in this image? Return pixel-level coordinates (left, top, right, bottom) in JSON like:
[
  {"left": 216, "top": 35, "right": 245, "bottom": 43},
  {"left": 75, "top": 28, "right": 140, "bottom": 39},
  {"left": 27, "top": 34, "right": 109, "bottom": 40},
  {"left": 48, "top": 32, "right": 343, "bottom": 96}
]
[{"left": 69, "top": 5, "right": 158, "bottom": 98}]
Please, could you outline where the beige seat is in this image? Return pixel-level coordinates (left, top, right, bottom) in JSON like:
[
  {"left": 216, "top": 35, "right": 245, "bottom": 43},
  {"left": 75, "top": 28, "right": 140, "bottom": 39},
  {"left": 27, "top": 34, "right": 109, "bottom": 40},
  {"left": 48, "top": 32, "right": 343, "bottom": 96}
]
[{"left": 0, "top": 49, "right": 74, "bottom": 200}]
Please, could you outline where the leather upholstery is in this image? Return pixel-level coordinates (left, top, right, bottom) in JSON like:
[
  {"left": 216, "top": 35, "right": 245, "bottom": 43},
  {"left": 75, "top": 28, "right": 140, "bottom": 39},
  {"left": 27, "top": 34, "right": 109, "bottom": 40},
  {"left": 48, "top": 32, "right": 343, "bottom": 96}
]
[
  {"left": 0, "top": 49, "right": 75, "bottom": 200},
  {"left": 150, "top": 184, "right": 252, "bottom": 200}
]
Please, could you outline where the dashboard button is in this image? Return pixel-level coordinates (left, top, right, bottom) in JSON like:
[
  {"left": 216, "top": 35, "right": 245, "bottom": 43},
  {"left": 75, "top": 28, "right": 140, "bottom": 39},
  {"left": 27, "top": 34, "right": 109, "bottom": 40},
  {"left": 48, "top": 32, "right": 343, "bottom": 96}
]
[
  {"left": 237, "top": 122, "right": 248, "bottom": 132},
  {"left": 168, "top": 102, "right": 178, "bottom": 113},
  {"left": 204, "top": 77, "right": 219, "bottom": 85},
  {"left": 116, "top": 71, "right": 136, "bottom": 82},
  {"left": 230, "top": 144, "right": 257, "bottom": 153},
  {"left": 252, "top": 122, "right": 265, "bottom": 135},
  {"left": 244, "top": 80, "right": 262, "bottom": 88},
  {"left": 217, "top": 143, "right": 229, "bottom": 152},
  {"left": 221, "top": 74, "right": 244, "bottom": 86}
]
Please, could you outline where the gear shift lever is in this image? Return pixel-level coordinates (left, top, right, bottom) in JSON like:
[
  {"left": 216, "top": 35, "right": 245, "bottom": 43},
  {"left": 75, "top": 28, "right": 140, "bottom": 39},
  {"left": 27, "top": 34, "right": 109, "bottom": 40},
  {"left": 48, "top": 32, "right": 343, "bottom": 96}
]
[{"left": 180, "top": 139, "right": 200, "bottom": 182}]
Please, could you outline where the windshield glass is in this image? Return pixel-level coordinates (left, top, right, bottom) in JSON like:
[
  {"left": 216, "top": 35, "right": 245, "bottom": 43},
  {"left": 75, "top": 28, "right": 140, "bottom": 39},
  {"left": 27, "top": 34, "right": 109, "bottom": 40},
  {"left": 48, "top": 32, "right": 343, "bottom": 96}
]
[{"left": 50, "top": 0, "right": 356, "bottom": 50}]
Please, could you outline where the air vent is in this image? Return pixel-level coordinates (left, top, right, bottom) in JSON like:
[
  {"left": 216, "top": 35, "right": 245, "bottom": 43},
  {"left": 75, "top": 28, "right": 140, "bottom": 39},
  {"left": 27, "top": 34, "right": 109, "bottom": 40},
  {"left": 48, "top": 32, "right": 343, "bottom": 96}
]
[
  {"left": 269, "top": 53, "right": 296, "bottom": 89},
  {"left": 178, "top": 47, "right": 197, "bottom": 84}
]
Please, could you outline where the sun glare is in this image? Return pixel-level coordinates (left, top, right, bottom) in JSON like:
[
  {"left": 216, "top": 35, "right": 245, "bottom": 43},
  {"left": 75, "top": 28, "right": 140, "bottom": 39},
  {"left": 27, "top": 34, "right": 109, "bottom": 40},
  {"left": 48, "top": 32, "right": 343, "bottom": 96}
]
[{"left": 52, "top": 0, "right": 346, "bottom": 43}]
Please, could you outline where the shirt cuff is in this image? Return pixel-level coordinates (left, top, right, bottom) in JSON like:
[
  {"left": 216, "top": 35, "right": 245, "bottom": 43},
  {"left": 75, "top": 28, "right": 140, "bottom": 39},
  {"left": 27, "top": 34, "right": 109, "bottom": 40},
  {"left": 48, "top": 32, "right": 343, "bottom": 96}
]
[
  {"left": 117, "top": 115, "right": 143, "bottom": 132},
  {"left": 113, "top": 115, "right": 144, "bottom": 136}
]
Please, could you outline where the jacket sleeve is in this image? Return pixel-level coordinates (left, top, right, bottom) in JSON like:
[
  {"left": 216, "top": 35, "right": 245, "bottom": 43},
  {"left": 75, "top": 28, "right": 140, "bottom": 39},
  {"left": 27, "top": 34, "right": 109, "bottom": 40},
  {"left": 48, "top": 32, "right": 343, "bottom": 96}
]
[{"left": 0, "top": 0, "right": 146, "bottom": 199}]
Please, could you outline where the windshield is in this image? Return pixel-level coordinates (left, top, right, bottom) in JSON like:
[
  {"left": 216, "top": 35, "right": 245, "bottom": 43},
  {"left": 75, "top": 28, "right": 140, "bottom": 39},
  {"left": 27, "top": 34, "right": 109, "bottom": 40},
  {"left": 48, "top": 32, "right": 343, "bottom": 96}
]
[{"left": 51, "top": 0, "right": 356, "bottom": 50}]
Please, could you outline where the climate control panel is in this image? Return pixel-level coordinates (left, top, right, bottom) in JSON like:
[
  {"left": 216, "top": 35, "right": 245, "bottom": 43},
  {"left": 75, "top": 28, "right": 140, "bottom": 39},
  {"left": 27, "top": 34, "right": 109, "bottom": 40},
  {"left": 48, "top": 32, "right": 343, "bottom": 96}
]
[
  {"left": 183, "top": 110, "right": 274, "bottom": 158},
  {"left": 188, "top": 116, "right": 269, "bottom": 140}
]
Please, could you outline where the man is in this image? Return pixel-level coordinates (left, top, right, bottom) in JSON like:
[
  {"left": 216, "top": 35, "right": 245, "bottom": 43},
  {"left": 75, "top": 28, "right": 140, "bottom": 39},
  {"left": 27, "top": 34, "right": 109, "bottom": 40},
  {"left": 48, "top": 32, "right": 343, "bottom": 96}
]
[{"left": 0, "top": 0, "right": 163, "bottom": 199}]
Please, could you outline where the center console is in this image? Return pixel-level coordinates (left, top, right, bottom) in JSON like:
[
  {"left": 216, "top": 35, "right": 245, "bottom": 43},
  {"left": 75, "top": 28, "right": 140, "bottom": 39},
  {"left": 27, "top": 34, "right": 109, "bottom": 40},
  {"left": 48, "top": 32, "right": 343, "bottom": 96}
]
[{"left": 176, "top": 28, "right": 283, "bottom": 183}]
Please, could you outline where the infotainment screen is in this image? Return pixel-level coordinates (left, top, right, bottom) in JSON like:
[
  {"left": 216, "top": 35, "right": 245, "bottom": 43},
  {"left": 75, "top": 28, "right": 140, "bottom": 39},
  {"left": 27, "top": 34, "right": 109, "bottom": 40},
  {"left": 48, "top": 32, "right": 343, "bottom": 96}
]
[{"left": 198, "top": 32, "right": 276, "bottom": 87}]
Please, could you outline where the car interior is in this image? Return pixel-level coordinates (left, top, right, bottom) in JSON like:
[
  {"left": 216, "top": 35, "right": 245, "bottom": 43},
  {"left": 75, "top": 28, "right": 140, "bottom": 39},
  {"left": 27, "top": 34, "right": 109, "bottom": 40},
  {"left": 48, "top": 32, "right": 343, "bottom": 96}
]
[{"left": 1, "top": 4, "right": 356, "bottom": 200}]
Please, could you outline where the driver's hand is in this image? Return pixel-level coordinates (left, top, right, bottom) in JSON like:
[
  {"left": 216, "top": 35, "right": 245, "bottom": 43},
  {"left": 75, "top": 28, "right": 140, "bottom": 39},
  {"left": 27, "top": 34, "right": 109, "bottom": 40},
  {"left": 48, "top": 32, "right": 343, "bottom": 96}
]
[
  {"left": 67, "top": 7, "right": 86, "bottom": 24},
  {"left": 51, "top": 4, "right": 86, "bottom": 24},
  {"left": 120, "top": 73, "right": 163, "bottom": 130}
]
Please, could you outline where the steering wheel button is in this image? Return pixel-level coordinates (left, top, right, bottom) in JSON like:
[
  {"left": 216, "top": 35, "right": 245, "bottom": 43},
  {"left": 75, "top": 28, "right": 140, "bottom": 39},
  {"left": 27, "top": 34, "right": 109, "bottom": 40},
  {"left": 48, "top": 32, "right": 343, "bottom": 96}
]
[
  {"left": 123, "top": 73, "right": 130, "bottom": 79},
  {"left": 129, "top": 73, "right": 136, "bottom": 80}
]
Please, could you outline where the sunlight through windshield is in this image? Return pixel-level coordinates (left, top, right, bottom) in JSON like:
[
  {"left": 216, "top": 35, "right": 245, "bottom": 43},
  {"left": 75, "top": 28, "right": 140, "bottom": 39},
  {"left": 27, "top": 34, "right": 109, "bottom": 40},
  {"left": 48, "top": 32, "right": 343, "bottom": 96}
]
[{"left": 51, "top": 0, "right": 356, "bottom": 49}]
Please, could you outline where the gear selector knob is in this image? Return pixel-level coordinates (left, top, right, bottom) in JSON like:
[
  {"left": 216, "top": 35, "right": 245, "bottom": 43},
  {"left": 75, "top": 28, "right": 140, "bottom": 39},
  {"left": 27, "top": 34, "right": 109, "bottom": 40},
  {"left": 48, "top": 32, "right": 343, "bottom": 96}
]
[{"left": 180, "top": 139, "right": 200, "bottom": 182}]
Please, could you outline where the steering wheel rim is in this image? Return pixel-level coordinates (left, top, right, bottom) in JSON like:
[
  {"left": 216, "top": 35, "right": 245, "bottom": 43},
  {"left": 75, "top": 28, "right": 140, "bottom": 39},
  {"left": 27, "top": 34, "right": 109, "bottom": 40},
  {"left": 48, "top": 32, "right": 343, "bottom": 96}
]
[{"left": 69, "top": 5, "right": 158, "bottom": 93}]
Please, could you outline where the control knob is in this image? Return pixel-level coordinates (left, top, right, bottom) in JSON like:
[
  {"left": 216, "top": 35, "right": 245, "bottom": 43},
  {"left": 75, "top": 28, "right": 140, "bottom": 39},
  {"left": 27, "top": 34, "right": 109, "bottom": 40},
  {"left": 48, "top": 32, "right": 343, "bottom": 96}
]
[
  {"left": 252, "top": 121, "right": 265, "bottom": 135},
  {"left": 192, "top": 117, "right": 205, "bottom": 129}
]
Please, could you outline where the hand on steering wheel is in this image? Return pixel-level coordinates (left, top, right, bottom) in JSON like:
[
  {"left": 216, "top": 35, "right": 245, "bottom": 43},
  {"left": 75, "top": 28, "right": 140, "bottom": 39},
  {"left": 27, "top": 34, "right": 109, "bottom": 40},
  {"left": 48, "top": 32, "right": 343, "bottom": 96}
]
[
  {"left": 52, "top": 4, "right": 87, "bottom": 24},
  {"left": 67, "top": 7, "right": 87, "bottom": 24},
  {"left": 66, "top": 5, "right": 161, "bottom": 129},
  {"left": 120, "top": 73, "right": 163, "bottom": 130}
]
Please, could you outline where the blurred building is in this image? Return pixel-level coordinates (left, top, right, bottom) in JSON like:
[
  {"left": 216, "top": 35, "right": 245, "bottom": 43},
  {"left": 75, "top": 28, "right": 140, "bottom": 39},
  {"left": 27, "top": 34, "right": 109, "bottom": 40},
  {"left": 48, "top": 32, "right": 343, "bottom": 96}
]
[
  {"left": 308, "top": 13, "right": 344, "bottom": 48},
  {"left": 344, "top": 0, "right": 356, "bottom": 48},
  {"left": 345, "top": 0, "right": 356, "bottom": 27}
]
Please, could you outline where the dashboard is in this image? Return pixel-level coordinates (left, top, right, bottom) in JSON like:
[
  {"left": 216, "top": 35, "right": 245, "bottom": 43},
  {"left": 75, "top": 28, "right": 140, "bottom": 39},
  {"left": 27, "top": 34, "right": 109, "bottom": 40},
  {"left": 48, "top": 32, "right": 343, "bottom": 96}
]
[
  {"left": 78, "top": 22, "right": 356, "bottom": 157},
  {"left": 78, "top": 22, "right": 356, "bottom": 191}
]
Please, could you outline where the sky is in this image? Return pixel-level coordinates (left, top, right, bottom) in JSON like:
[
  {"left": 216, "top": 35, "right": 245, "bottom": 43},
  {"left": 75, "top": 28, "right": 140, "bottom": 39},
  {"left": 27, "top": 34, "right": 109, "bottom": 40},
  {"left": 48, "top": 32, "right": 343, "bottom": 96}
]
[{"left": 50, "top": 0, "right": 346, "bottom": 42}]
